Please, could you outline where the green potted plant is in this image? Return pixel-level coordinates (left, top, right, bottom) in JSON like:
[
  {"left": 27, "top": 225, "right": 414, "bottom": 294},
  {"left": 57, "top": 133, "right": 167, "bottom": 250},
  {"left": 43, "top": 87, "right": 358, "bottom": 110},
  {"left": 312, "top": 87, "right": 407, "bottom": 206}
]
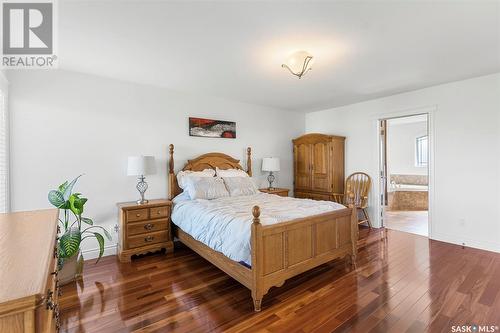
[{"left": 48, "top": 175, "right": 111, "bottom": 284}]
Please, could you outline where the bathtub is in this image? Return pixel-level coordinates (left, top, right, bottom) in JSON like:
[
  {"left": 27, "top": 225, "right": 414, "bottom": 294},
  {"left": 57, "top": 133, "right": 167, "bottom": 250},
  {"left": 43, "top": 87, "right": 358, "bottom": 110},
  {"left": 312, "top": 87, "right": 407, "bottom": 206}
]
[
  {"left": 388, "top": 183, "right": 428, "bottom": 211},
  {"left": 390, "top": 184, "right": 428, "bottom": 192}
]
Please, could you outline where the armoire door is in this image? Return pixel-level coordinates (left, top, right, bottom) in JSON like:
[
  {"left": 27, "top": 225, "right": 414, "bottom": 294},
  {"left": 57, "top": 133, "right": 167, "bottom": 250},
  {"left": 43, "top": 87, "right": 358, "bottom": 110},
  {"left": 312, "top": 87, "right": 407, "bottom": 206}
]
[
  {"left": 294, "top": 143, "right": 311, "bottom": 190},
  {"left": 311, "top": 141, "right": 331, "bottom": 192}
]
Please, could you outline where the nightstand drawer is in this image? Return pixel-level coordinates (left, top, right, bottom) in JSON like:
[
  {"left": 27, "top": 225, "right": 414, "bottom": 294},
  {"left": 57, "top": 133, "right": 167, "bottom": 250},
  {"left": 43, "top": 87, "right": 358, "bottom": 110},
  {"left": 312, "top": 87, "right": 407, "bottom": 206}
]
[
  {"left": 128, "top": 230, "right": 168, "bottom": 249},
  {"left": 127, "top": 219, "right": 169, "bottom": 236},
  {"left": 149, "top": 206, "right": 169, "bottom": 219},
  {"left": 127, "top": 208, "right": 149, "bottom": 222}
]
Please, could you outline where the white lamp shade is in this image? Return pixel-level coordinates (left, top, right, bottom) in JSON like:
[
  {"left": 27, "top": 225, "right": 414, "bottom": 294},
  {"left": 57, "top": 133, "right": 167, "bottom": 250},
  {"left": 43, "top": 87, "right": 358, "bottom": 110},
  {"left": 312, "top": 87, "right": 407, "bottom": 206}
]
[
  {"left": 127, "top": 156, "right": 156, "bottom": 176},
  {"left": 262, "top": 157, "right": 280, "bottom": 172}
]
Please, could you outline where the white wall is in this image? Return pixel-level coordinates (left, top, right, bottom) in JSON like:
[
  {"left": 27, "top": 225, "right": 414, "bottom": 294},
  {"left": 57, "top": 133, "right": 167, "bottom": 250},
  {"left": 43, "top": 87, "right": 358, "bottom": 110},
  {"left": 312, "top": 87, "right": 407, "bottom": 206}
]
[
  {"left": 306, "top": 73, "right": 500, "bottom": 253},
  {"left": 387, "top": 119, "right": 428, "bottom": 177},
  {"left": 8, "top": 70, "right": 304, "bottom": 258}
]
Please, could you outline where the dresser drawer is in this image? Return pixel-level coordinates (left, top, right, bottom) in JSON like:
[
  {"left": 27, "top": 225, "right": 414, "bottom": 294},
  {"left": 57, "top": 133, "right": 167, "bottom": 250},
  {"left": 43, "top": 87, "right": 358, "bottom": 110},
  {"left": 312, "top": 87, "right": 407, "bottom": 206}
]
[
  {"left": 149, "top": 206, "right": 170, "bottom": 219},
  {"left": 128, "top": 230, "right": 168, "bottom": 249},
  {"left": 127, "top": 219, "right": 169, "bottom": 236},
  {"left": 294, "top": 191, "right": 311, "bottom": 199},
  {"left": 127, "top": 208, "right": 149, "bottom": 222},
  {"left": 310, "top": 193, "right": 331, "bottom": 201}
]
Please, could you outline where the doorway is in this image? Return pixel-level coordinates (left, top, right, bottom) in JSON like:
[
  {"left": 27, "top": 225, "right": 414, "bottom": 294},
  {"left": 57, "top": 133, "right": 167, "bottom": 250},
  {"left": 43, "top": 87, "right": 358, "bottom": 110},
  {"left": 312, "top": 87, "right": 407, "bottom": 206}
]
[{"left": 379, "top": 114, "right": 429, "bottom": 237}]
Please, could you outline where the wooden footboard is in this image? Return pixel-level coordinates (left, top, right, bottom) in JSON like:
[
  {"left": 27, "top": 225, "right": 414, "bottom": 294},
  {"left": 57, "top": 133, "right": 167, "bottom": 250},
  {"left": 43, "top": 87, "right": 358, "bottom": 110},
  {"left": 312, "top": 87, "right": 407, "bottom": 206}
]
[{"left": 250, "top": 203, "right": 358, "bottom": 311}]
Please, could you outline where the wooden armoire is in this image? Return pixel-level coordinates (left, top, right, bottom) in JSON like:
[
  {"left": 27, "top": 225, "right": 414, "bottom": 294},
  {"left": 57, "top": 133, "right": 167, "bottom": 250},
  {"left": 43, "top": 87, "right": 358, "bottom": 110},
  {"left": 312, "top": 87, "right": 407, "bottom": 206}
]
[{"left": 293, "top": 133, "right": 345, "bottom": 202}]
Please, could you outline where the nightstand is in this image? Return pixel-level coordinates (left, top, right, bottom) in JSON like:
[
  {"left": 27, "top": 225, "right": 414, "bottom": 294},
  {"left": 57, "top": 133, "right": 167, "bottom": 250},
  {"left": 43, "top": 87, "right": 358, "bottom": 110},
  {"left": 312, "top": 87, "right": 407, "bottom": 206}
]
[
  {"left": 117, "top": 199, "right": 173, "bottom": 262},
  {"left": 259, "top": 188, "right": 290, "bottom": 197}
]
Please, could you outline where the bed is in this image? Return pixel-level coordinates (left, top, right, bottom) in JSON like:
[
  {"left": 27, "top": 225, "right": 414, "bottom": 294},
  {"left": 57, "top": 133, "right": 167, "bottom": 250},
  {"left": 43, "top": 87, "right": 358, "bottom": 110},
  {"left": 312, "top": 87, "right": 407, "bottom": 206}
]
[{"left": 167, "top": 144, "right": 358, "bottom": 311}]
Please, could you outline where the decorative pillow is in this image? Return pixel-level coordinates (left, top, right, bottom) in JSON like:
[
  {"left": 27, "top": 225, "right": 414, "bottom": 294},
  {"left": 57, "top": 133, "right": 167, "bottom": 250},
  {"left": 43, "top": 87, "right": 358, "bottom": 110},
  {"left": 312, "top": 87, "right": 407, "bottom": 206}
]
[
  {"left": 222, "top": 177, "right": 258, "bottom": 197},
  {"left": 216, "top": 167, "right": 249, "bottom": 178},
  {"left": 177, "top": 168, "right": 216, "bottom": 189},
  {"left": 172, "top": 191, "right": 191, "bottom": 204},
  {"left": 185, "top": 177, "right": 229, "bottom": 200}
]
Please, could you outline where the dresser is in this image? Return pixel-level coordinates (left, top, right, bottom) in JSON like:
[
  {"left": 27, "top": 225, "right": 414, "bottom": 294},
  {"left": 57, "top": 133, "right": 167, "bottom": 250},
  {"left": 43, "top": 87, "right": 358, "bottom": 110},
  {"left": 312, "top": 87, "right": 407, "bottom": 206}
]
[
  {"left": 293, "top": 133, "right": 345, "bottom": 202},
  {"left": 0, "top": 209, "right": 60, "bottom": 333},
  {"left": 117, "top": 199, "right": 173, "bottom": 262}
]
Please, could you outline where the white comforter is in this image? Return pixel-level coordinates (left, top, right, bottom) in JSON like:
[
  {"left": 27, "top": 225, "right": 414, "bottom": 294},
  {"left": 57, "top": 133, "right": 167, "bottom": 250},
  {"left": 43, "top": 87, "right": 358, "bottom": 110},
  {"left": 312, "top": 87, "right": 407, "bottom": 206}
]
[{"left": 171, "top": 193, "right": 345, "bottom": 265}]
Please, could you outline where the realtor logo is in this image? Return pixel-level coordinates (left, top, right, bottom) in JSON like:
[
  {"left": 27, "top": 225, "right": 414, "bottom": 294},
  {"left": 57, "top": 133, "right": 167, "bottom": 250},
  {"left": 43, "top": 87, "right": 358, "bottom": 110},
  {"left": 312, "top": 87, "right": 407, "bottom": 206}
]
[{"left": 1, "top": 0, "right": 57, "bottom": 68}]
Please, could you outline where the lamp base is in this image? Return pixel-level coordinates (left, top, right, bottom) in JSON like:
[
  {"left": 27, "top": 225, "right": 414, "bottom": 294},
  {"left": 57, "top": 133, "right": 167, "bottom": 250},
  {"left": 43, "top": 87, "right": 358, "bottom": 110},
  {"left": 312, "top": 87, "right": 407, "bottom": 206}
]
[
  {"left": 267, "top": 172, "right": 276, "bottom": 190},
  {"left": 136, "top": 175, "right": 149, "bottom": 205}
]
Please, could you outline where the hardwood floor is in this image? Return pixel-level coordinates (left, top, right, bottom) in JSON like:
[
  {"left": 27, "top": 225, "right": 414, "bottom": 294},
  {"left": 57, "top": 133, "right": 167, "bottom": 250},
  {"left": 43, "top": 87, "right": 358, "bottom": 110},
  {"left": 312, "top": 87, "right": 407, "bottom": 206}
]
[
  {"left": 60, "top": 228, "right": 500, "bottom": 332},
  {"left": 385, "top": 210, "right": 428, "bottom": 236}
]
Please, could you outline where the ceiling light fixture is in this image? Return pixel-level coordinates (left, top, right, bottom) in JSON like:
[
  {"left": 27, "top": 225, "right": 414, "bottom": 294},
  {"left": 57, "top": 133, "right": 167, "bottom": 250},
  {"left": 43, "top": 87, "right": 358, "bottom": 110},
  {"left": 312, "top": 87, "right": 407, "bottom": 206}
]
[{"left": 281, "top": 50, "right": 314, "bottom": 79}]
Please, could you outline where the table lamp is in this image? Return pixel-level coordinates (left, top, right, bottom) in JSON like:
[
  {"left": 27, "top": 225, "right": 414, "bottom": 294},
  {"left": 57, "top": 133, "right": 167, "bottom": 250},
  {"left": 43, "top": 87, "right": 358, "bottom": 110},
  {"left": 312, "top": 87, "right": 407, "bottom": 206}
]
[
  {"left": 262, "top": 157, "right": 280, "bottom": 190},
  {"left": 127, "top": 156, "right": 156, "bottom": 204}
]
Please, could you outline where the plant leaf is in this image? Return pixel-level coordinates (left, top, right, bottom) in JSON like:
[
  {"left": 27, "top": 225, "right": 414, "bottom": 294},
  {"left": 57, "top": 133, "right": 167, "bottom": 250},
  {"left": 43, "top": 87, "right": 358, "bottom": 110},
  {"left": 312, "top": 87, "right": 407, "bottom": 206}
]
[
  {"left": 93, "top": 232, "right": 105, "bottom": 263},
  {"left": 48, "top": 190, "right": 65, "bottom": 208},
  {"left": 59, "top": 228, "right": 81, "bottom": 258},
  {"left": 58, "top": 181, "right": 68, "bottom": 192},
  {"left": 62, "top": 175, "right": 83, "bottom": 201},
  {"left": 82, "top": 217, "right": 93, "bottom": 225},
  {"left": 69, "top": 193, "right": 87, "bottom": 216},
  {"left": 102, "top": 227, "right": 112, "bottom": 241}
]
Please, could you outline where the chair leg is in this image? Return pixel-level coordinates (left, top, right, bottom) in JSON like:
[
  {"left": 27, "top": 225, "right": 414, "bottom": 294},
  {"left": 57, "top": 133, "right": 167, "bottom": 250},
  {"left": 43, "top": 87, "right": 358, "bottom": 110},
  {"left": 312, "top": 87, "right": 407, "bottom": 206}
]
[{"left": 362, "top": 208, "right": 372, "bottom": 228}]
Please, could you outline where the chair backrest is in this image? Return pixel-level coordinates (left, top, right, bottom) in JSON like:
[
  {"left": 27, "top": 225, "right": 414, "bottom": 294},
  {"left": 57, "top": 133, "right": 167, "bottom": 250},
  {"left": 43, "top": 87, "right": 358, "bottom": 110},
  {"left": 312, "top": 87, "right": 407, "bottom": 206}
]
[{"left": 346, "top": 172, "right": 372, "bottom": 208}]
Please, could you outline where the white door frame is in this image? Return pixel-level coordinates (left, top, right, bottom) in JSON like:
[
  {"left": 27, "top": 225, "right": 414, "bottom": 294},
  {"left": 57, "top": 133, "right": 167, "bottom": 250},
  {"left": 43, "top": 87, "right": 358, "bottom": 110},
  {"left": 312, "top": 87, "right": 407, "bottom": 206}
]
[{"left": 372, "top": 105, "right": 436, "bottom": 238}]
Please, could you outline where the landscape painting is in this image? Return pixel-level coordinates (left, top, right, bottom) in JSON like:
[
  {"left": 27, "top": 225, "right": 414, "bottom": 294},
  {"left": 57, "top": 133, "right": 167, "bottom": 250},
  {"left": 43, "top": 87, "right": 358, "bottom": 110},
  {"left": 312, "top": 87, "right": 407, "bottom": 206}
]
[{"left": 189, "top": 117, "right": 236, "bottom": 138}]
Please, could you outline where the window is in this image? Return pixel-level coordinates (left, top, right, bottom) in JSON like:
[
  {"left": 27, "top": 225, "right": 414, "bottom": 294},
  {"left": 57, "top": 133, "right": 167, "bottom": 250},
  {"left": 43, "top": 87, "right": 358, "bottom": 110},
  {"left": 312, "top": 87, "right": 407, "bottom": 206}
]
[
  {"left": 0, "top": 79, "right": 8, "bottom": 213},
  {"left": 415, "top": 135, "right": 428, "bottom": 168}
]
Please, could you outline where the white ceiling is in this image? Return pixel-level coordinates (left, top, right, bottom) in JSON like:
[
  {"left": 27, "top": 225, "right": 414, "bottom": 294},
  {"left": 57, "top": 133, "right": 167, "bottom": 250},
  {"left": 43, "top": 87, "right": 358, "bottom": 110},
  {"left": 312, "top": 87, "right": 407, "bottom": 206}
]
[{"left": 59, "top": 1, "right": 500, "bottom": 112}]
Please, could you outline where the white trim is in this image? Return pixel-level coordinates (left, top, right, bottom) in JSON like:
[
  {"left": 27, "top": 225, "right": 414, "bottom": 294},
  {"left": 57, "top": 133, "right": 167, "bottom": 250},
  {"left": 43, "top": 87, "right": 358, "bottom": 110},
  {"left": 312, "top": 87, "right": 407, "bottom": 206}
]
[
  {"left": 0, "top": 74, "right": 8, "bottom": 87},
  {"left": 81, "top": 243, "right": 117, "bottom": 260},
  {"left": 374, "top": 105, "right": 436, "bottom": 239},
  {"left": 0, "top": 73, "right": 9, "bottom": 213}
]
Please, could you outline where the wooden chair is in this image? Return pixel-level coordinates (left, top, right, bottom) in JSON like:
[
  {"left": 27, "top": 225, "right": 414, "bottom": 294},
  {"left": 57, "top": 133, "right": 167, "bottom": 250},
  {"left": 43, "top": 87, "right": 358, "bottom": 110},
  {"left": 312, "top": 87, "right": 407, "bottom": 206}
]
[{"left": 345, "top": 172, "right": 372, "bottom": 228}]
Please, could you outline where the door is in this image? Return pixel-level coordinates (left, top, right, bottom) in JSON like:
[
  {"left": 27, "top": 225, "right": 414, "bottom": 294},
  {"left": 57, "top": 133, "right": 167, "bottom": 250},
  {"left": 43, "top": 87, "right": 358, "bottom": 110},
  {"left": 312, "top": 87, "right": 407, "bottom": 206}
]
[
  {"left": 311, "top": 142, "right": 331, "bottom": 192},
  {"left": 294, "top": 143, "right": 311, "bottom": 190},
  {"left": 379, "top": 120, "right": 388, "bottom": 228}
]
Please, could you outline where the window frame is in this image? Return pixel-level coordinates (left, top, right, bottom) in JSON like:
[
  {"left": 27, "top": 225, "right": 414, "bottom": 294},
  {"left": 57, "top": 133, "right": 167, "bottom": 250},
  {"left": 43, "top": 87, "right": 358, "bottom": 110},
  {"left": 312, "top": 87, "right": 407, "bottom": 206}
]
[
  {"left": 415, "top": 135, "right": 428, "bottom": 168},
  {"left": 0, "top": 73, "right": 9, "bottom": 213}
]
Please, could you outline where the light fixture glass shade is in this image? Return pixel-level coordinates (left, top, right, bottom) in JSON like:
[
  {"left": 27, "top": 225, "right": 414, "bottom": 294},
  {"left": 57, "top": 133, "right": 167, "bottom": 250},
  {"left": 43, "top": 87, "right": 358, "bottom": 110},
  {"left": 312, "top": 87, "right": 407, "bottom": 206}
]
[
  {"left": 262, "top": 157, "right": 280, "bottom": 172},
  {"left": 282, "top": 50, "right": 314, "bottom": 78},
  {"left": 127, "top": 156, "right": 157, "bottom": 176}
]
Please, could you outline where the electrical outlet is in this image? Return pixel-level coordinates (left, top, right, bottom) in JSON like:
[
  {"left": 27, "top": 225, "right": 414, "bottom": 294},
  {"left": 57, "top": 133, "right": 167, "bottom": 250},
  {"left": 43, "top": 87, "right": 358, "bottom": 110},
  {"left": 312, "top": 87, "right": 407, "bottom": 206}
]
[
  {"left": 114, "top": 224, "right": 119, "bottom": 233},
  {"left": 459, "top": 219, "right": 465, "bottom": 227}
]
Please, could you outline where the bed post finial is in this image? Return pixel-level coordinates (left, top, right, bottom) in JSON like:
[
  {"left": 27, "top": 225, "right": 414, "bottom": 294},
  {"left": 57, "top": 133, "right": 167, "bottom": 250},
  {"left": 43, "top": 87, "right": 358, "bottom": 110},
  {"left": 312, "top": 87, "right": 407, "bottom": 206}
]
[
  {"left": 247, "top": 147, "right": 252, "bottom": 177},
  {"left": 252, "top": 205, "right": 260, "bottom": 224},
  {"left": 169, "top": 144, "right": 174, "bottom": 174}
]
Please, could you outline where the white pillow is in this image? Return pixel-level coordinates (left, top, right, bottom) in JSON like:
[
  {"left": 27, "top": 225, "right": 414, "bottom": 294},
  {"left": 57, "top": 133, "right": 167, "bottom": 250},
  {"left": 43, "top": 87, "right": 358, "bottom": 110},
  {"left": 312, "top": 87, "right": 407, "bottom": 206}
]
[
  {"left": 223, "top": 177, "right": 258, "bottom": 197},
  {"left": 185, "top": 177, "right": 229, "bottom": 200},
  {"left": 177, "top": 168, "right": 216, "bottom": 189},
  {"left": 216, "top": 167, "right": 249, "bottom": 178},
  {"left": 172, "top": 191, "right": 191, "bottom": 204}
]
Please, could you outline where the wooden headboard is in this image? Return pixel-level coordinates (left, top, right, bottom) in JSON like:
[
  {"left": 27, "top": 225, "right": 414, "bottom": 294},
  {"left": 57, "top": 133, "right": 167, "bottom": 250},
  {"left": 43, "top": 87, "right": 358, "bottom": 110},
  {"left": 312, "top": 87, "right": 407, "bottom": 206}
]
[{"left": 168, "top": 144, "right": 252, "bottom": 199}]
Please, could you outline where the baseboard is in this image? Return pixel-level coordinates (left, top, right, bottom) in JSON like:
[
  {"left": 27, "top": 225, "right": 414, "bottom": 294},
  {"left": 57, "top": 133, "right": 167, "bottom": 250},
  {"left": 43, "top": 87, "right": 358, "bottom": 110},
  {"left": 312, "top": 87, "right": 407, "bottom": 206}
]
[
  {"left": 81, "top": 243, "right": 117, "bottom": 260},
  {"left": 430, "top": 232, "right": 500, "bottom": 254}
]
